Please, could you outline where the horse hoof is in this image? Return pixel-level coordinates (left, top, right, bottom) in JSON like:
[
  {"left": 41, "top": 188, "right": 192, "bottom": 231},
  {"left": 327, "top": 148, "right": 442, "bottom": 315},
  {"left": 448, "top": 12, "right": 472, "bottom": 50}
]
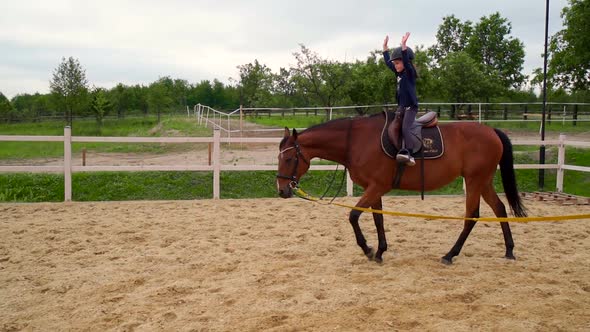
[
  {"left": 505, "top": 254, "right": 516, "bottom": 260},
  {"left": 374, "top": 256, "right": 383, "bottom": 264},
  {"left": 441, "top": 257, "right": 453, "bottom": 265},
  {"left": 364, "top": 247, "right": 374, "bottom": 260}
]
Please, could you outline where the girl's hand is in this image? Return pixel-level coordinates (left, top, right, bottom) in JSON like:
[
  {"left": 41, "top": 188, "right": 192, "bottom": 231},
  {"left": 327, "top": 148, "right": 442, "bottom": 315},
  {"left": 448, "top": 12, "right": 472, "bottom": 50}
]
[
  {"left": 401, "top": 32, "right": 410, "bottom": 50},
  {"left": 383, "top": 35, "right": 389, "bottom": 51}
]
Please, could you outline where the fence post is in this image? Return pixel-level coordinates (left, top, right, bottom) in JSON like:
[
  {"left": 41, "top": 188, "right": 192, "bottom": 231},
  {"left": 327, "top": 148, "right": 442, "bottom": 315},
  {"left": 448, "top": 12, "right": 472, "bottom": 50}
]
[
  {"left": 573, "top": 104, "right": 578, "bottom": 126},
  {"left": 503, "top": 105, "right": 508, "bottom": 120},
  {"left": 64, "top": 126, "right": 72, "bottom": 201},
  {"left": 213, "top": 129, "right": 221, "bottom": 199},
  {"left": 478, "top": 103, "right": 483, "bottom": 122},
  {"left": 239, "top": 104, "right": 243, "bottom": 133},
  {"left": 462, "top": 177, "right": 466, "bottom": 195},
  {"left": 556, "top": 134, "right": 566, "bottom": 193},
  {"left": 346, "top": 170, "right": 353, "bottom": 196},
  {"left": 523, "top": 104, "right": 528, "bottom": 120}
]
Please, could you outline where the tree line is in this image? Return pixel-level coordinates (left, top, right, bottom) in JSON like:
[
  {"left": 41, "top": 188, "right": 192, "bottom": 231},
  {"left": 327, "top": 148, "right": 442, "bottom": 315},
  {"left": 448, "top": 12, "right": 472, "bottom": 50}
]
[{"left": 1, "top": 2, "right": 588, "bottom": 124}]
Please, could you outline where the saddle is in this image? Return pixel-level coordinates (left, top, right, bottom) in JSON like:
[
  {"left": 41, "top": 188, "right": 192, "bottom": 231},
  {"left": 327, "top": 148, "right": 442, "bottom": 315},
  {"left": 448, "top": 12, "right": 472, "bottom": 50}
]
[
  {"left": 380, "top": 110, "right": 444, "bottom": 160},
  {"left": 381, "top": 110, "right": 445, "bottom": 194}
]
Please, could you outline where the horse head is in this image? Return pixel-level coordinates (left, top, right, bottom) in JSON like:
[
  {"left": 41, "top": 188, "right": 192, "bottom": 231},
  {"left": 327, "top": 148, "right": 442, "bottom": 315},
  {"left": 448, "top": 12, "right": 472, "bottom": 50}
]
[{"left": 276, "top": 127, "right": 310, "bottom": 198}]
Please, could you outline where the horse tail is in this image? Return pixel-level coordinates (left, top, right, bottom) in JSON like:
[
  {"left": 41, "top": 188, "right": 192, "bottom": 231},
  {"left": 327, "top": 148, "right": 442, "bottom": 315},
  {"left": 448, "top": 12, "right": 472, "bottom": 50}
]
[{"left": 494, "top": 128, "right": 528, "bottom": 217}]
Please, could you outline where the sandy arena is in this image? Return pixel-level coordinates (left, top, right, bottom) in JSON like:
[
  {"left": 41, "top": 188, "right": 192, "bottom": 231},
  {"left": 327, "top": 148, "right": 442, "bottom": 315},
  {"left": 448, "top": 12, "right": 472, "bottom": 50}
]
[{"left": 1, "top": 196, "right": 590, "bottom": 331}]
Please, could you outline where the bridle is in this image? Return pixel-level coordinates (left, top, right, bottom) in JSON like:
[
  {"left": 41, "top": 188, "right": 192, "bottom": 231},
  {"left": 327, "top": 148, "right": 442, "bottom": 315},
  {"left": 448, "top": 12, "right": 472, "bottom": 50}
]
[{"left": 276, "top": 141, "right": 309, "bottom": 189}]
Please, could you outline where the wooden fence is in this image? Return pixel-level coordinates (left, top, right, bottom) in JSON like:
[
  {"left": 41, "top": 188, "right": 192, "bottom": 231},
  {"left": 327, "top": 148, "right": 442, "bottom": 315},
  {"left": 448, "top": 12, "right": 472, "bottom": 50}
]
[{"left": 1, "top": 128, "right": 589, "bottom": 201}]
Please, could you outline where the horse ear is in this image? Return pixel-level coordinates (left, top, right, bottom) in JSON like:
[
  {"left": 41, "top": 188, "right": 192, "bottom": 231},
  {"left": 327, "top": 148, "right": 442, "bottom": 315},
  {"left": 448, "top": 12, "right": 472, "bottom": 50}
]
[
  {"left": 283, "top": 127, "right": 290, "bottom": 138},
  {"left": 292, "top": 128, "right": 298, "bottom": 139}
]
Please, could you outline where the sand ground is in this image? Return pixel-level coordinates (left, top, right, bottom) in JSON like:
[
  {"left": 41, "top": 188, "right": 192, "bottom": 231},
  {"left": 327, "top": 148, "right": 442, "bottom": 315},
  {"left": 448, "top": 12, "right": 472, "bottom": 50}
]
[{"left": 1, "top": 196, "right": 590, "bottom": 331}]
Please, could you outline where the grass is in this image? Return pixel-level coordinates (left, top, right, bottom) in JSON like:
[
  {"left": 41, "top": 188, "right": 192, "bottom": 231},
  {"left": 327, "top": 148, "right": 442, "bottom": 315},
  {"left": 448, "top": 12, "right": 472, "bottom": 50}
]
[
  {"left": 0, "top": 171, "right": 356, "bottom": 202},
  {"left": 1, "top": 147, "right": 587, "bottom": 202},
  {"left": 248, "top": 115, "right": 329, "bottom": 129},
  {"left": 0, "top": 116, "right": 212, "bottom": 159},
  {"left": 0, "top": 173, "right": 64, "bottom": 202}
]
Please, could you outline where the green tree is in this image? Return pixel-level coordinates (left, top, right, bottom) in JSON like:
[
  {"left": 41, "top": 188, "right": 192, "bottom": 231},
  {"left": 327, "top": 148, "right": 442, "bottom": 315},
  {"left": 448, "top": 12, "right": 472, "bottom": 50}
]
[
  {"left": 412, "top": 46, "right": 437, "bottom": 102},
  {"left": 429, "top": 13, "right": 526, "bottom": 94},
  {"left": 133, "top": 85, "right": 150, "bottom": 115},
  {"left": 110, "top": 83, "right": 132, "bottom": 118},
  {"left": 211, "top": 79, "right": 228, "bottom": 109},
  {"left": 90, "top": 88, "right": 112, "bottom": 129},
  {"left": 428, "top": 15, "right": 473, "bottom": 67},
  {"left": 345, "top": 52, "right": 393, "bottom": 114},
  {"left": 147, "top": 78, "right": 173, "bottom": 123},
  {"left": 465, "top": 12, "right": 526, "bottom": 90},
  {"left": 190, "top": 80, "right": 214, "bottom": 107},
  {"left": 31, "top": 93, "right": 55, "bottom": 119},
  {"left": 291, "top": 44, "right": 351, "bottom": 108},
  {"left": 546, "top": 0, "right": 590, "bottom": 91},
  {"left": 436, "top": 52, "right": 494, "bottom": 107},
  {"left": 237, "top": 60, "right": 274, "bottom": 107},
  {"left": 0, "top": 92, "right": 14, "bottom": 122},
  {"left": 172, "top": 78, "right": 190, "bottom": 107},
  {"left": 49, "top": 56, "right": 89, "bottom": 126},
  {"left": 271, "top": 67, "right": 301, "bottom": 107}
]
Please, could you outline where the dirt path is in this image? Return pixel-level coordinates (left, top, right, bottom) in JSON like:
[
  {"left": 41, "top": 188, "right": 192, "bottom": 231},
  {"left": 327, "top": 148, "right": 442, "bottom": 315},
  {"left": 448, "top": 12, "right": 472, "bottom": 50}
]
[{"left": 1, "top": 197, "right": 590, "bottom": 331}]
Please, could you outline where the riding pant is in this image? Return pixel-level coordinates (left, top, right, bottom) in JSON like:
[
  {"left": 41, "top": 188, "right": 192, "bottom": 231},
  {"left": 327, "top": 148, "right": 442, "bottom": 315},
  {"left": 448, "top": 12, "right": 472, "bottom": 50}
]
[{"left": 398, "top": 105, "right": 418, "bottom": 152}]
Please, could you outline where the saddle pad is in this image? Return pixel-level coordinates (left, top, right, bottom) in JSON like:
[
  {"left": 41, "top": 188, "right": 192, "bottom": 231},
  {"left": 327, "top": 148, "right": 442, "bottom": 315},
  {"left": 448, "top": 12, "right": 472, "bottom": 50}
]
[
  {"left": 418, "top": 126, "right": 444, "bottom": 159},
  {"left": 381, "top": 124, "right": 444, "bottom": 160}
]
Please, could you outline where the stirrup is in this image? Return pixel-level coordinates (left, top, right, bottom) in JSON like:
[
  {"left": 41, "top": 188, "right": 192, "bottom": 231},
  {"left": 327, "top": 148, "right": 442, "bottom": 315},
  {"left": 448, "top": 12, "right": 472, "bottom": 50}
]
[
  {"left": 396, "top": 151, "right": 410, "bottom": 163},
  {"left": 396, "top": 151, "right": 415, "bottom": 166}
]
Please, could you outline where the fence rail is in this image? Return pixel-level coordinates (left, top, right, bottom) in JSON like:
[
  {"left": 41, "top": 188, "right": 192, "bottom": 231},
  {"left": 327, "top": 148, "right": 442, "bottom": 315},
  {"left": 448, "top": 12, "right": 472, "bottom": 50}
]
[
  {"left": 1, "top": 128, "right": 589, "bottom": 201},
  {"left": 192, "top": 102, "right": 590, "bottom": 138}
]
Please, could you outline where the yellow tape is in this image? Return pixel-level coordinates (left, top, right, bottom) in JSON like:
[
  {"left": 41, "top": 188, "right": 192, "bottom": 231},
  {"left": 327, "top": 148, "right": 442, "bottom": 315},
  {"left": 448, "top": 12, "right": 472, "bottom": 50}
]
[{"left": 294, "top": 188, "right": 590, "bottom": 223}]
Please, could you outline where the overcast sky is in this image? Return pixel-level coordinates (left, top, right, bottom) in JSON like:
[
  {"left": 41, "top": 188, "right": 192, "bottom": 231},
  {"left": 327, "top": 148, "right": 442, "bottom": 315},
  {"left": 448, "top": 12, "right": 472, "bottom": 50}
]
[{"left": 0, "top": 0, "right": 569, "bottom": 99}]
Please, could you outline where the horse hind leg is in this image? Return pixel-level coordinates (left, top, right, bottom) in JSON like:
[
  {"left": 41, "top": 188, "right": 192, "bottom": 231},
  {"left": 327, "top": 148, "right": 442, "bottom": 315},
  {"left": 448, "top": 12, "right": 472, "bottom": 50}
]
[
  {"left": 441, "top": 217, "right": 478, "bottom": 265},
  {"left": 482, "top": 184, "right": 515, "bottom": 260},
  {"left": 441, "top": 187, "right": 481, "bottom": 265}
]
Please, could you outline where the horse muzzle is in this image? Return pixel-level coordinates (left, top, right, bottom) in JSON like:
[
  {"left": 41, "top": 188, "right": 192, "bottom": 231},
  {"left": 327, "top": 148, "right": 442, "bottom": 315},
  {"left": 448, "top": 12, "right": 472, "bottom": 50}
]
[{"left": 278, "top": 185, "right": 293, "bottom": 199}]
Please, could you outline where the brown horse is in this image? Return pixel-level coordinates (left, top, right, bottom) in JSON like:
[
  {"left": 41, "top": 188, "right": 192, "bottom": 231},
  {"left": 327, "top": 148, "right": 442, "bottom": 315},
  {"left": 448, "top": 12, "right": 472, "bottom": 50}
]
[{"left": 276, "top": 113, "right": 527, "bottom": 264}]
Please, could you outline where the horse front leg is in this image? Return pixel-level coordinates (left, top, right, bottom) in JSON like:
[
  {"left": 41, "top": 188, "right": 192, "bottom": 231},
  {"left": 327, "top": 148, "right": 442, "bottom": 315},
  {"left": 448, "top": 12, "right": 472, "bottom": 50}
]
[
  {"left": 349, "top": 208, "right": 374, "bottom": 260},
  {"left": 348, "top": 190, "right": 387, "bottom": 262},
  {"left": 372, "top": 198, "right": 388, "bottom": 263}
]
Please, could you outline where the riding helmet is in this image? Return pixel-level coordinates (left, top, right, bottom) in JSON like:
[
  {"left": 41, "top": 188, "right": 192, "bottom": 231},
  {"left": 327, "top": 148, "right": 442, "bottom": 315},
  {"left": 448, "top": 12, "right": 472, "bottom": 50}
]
[{"left": 391, "top": 46, "right": 415, "bottom": 61}]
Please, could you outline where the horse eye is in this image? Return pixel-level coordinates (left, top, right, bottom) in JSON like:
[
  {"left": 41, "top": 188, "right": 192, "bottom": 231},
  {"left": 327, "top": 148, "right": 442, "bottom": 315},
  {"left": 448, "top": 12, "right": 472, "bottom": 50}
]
[{"left": 285, "top": 157, "right": 293, "bottom": 162}]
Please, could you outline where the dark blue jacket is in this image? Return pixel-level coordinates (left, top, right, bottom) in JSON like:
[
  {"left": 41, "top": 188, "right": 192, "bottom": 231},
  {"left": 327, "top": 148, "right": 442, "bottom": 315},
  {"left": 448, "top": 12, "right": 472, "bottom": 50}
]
[{"left": 383, "top": 49, "right": 418, "bottom": 108}]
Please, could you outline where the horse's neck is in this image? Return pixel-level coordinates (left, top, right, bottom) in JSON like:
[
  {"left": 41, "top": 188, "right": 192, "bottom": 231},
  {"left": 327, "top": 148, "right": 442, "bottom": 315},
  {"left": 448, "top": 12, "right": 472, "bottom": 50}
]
[{"left": 299, "top": 128, "right": 349, "bottom": 165}]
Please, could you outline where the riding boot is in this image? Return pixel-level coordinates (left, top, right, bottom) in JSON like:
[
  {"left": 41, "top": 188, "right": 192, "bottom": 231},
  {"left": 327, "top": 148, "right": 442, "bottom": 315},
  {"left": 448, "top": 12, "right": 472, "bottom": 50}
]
[{"left": 396, "top": 145, "right": 416, "bottom": 166}]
